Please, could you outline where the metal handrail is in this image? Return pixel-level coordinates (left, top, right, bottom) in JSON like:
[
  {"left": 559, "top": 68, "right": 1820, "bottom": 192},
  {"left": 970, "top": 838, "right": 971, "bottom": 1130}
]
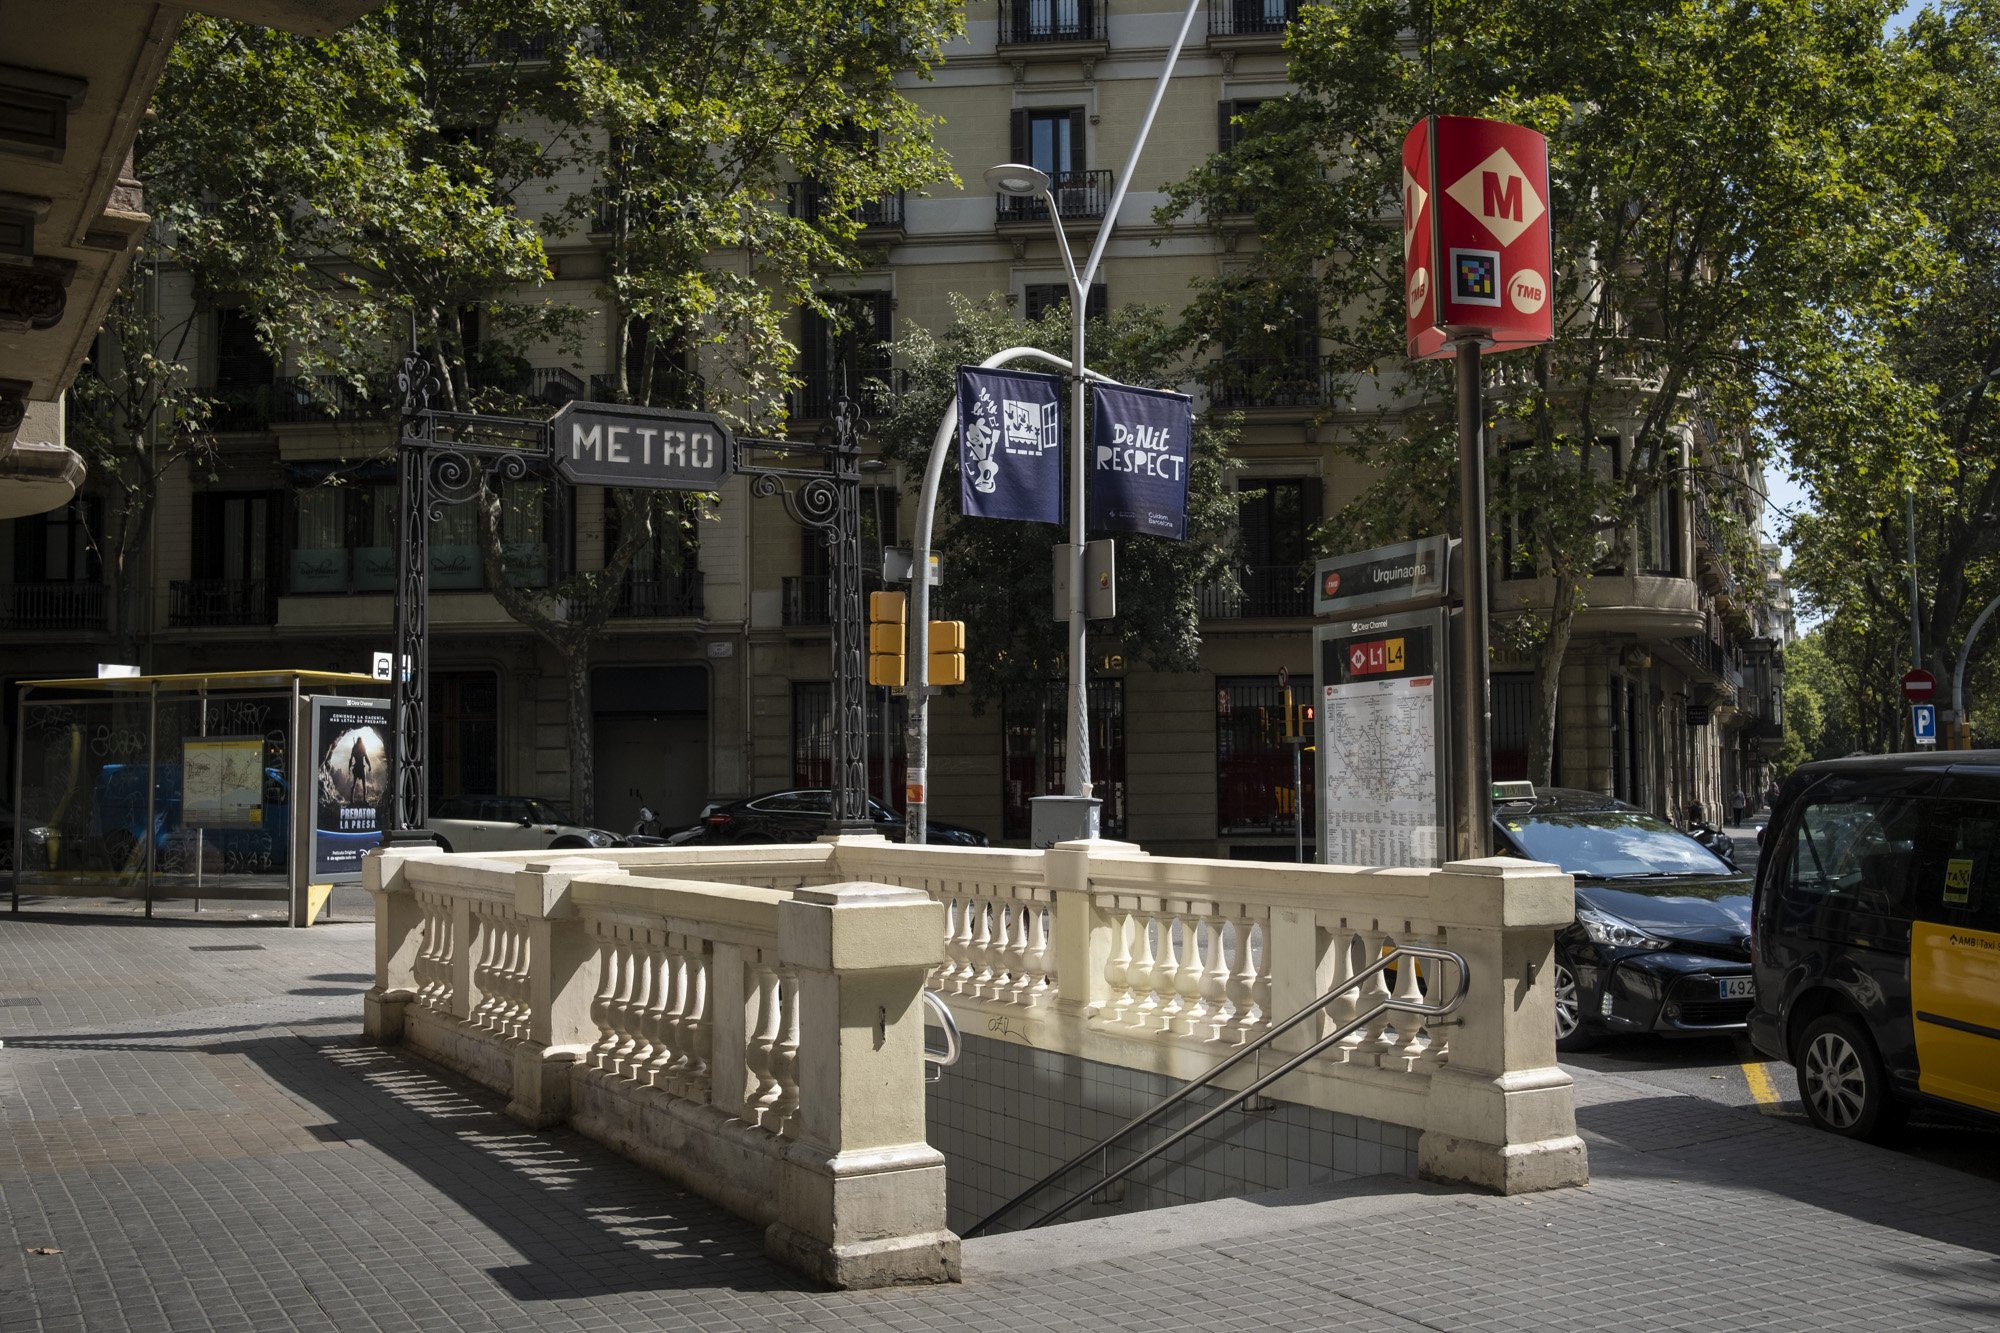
[
  {"left": 921, "top": 989, "right": 961, "bottom": 1082},
  {"left": 963, "top": 942, "right": 1469, "bottom": 1237}
]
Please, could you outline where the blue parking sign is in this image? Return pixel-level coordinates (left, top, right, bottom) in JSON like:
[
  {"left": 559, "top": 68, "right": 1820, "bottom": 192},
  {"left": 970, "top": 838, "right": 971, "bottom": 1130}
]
[{"left": 1913, "top": 703, "right": 1938, "bottom": 746}]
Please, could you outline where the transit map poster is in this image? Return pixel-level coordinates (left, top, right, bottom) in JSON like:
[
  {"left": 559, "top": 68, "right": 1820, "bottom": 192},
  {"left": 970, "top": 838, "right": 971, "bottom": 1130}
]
[
  {"left": 1316, "top": 609, "right": 1447, "bottom": 869},
  {"left": 181, "top": 737, "right": 266, "bottom": 829}
]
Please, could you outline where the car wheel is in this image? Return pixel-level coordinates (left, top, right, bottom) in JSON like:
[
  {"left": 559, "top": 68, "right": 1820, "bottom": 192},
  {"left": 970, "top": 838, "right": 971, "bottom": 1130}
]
[
  {"left": 433, "top": 837, "right": 454, "bottom": 854},
  {"left": 548, "top": 837, "right": 587, "bottom": 849},
  {"left": 1797, "top": 1013, "right": 1905, "bottom": 1142},
  {"left": 1553, "top": 955, "right": 1600, "bottom": 1052}
]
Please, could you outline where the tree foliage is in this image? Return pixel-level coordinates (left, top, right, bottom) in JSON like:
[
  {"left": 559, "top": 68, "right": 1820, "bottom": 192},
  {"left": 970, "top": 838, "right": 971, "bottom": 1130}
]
[
  {"left": 872, "top": 296, "right": 1240, "bottom": 705},
  {"left": 1162, "top": 0, "right": 1935, "bottom": 784}
]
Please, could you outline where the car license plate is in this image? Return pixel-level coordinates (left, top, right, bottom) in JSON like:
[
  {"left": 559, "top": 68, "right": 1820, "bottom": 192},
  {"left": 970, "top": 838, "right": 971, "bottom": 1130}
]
[{"left": 1719, "top": 976, "right": 1754, "bottom": 1000}]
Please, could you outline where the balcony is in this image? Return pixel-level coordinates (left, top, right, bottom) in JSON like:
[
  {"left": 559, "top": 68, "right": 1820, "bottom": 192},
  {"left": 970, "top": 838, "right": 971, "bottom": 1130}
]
[
  {"left": 1208, "top": 356, "right": 1327, "bottom": 410},
  {"left": 169, "top": 579, "right": 276, "bottom": 628},
  {"left": 612, "top": 569, "right": 705, "bottom": 619},
  {"left": 0, "top": 582, "right": 107, "bottom": 632},
  {"left": 995, "top": 169, "right": 1112, "bottom": 225},
  {"left": 269, "top": 374, "right": 383, "bottom": 425},
  {"left": 204, "top": 384, "right": 274, "bottom": 433},
  {"left": 998, "top": 0, "right": 1107, "bottom": 46},
  {"left": 781, "top": 573, "right": 887, "bottom": 627},
  {"left": 1209, "top": 0, "right": 1300, "bottom": 40},
  {"left": 791, "top": 367, "right": 905, "bottom": 421},
  {"left": 1201, "top": 565, "right": 1310, "bottom": 619},
  {"left": 787, "top": 181, "right": 905, "bottom": 233}
]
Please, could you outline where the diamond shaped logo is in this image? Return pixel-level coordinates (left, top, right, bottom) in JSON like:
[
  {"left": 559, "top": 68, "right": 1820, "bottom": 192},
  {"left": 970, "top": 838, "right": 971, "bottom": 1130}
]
[
  {"left": 1445, "top": 147, "right": 1545, "bottom": 247},
  {"left": 1402, "top": 167, "right": 1428, "bottom": 262}
]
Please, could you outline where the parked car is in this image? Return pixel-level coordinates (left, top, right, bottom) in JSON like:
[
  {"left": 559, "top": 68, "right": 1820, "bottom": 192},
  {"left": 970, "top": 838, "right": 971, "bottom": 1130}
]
[
  {"left": 694, "top": 789, "right": 990, "bottom": 846},
  {"left": 1751, "top": 751, "right": 2000, "bottom": 1141},
  {"left": 1492, "top": 786, "right": 1752, "bottom": 1051},
  {"left": 92, "top": 763, "right": 290, "bottom": 873},
  {"left": 425, "top": 796, "right": 624, "bottom": 854}
]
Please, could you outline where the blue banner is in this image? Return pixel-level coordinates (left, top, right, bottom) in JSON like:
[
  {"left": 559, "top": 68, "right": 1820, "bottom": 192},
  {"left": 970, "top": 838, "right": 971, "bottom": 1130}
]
[
  {"left": 958, "top": 366, "right": 1064, "bottom": 525},
  {"left": 1090, "top": 383, "right": 1193, "bottom": 540}
]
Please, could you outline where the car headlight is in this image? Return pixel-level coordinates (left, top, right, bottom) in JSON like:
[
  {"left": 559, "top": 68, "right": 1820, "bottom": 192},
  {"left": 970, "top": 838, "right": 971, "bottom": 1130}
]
[
  {"left": 583, "top": 830, "right": 615, "bottom": 848},
  {"left": 1576, "top": 904, "right": 1671, "bottom": 950}
]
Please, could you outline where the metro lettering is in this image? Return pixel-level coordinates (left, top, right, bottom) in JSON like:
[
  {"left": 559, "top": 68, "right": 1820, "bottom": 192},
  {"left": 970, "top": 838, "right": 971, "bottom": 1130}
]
[
  {"left": 636, "top": 427, "right": 657, "bottom": 465},
  {"left": 571, "top": 423, "right": 603, "bottom": 459},
  {"left": 606, "top": 426, "right": 629, "bottom": 463},
  {"left": 1482, "top": 171, "right": 1523, "bottom": 222}
]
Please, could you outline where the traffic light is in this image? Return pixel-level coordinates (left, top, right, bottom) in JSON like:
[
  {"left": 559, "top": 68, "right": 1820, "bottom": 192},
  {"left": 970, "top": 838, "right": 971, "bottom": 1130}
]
[
  {"left": 929, "top": 619, "right": 966, "bottom": 687},
  {"left": 868, "top": 590, "right": 906, "bottom": 687}
]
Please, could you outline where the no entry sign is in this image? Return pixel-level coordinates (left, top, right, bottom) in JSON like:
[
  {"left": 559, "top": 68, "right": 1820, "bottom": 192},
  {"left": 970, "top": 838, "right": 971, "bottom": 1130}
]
[
  {"left": 1902, "top": 668, "right": 1936, "bottom": 703},
  {"left": 1404, "top": 116, "right": 1555, "bottom": 360}
]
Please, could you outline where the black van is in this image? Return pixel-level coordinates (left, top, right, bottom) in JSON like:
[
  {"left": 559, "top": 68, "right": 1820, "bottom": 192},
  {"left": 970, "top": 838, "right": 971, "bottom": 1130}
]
[{"left": 1749, "top": 751, "right": 2000, "bottom": 1140}]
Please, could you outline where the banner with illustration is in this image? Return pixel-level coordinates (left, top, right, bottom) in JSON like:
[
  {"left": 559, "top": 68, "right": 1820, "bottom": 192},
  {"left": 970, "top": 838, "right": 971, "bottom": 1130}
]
[
  {"left": 958, "top": 365, "right": 1064, "bottom": 525},
  {"left": 309, "top": 696, "right": 391, "bottom": 880},
  {"left": 1089, "top": 382, "right": 1193, "bottom": 540}
]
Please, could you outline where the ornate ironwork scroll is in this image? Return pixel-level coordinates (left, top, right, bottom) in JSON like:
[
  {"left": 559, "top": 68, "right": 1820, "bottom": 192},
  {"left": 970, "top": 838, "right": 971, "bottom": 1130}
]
[
  {"left": 736, "top": 395, "right": 875, "bottom": 837},
  {"left": 386, "top": 353, "right": 549, "bottom": 839}
]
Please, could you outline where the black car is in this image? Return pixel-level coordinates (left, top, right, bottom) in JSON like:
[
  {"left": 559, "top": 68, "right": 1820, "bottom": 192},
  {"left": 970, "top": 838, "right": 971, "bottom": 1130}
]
[
  {"left": 1493, "top": 787, "right": 1753, "bottom": 1051},
  {"left": 694, "top": 789, "right": 990, "bottom": 847}
]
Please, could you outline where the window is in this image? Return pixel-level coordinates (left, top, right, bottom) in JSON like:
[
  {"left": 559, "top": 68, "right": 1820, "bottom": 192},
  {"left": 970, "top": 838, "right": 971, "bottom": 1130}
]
[
  {"left": 1785, "top": 797, "right": 1927, "bottom": 916},
  {"left": 11, "top": 497, "right": 100, "bottom": 583},
  {"left": 1023, "top": 283, "right": 1107, "bottom": 324},
  {"left": 1211, "top": 279, "right": 1320, "bottom": 408},
  {"left": 1215, "top": 676, "right": 1314, "bottom": 838},
  {"left": 999, "top": 0, "right": 1103, "bottom": 45},
  {"left": 1017, "top": 107, "right": 1083, "bottom": 178},
  {"left": 1634, "top": 443, "right": 1683, "bottom": 576},
  {"left": 1217, "top": 99, "right": 1266, "bottom": 155},
  {"left": 791, "top": 682, "right": 907, "bottom": 805},
  {"left": 213, "top": 308, "right": 273, "bottom": 390},
  {"left": 1610, "top": 674, "right": 1645, "bottom": 807},
  {"left": 1231, "top": 477, "right": 1319, "bottom": 616},
  {"left": 800, "top": 291, "right": 893, "bottom": 418},
  {"left": 1491, "top": 672, "right": 1553, "bottom": 784},
  {"left": 1913, "top": 799, "right": 2000, "bottom": 929},
  {"left": 288, "top": 478, "right": 398, "bottom": 594},
  {"left": 193, "top": 492, "right": 278, "bottom": 587},
  {"left": 428, "top": 671, "right": 499, "bottom": 800},
  {"left": 606, "top": 497, "right": 703, "bottom": 617},
  {"left": 1499, "top": 437, "right": 1622, "bottom": 580},
  {"left": 1001, "top": 679, "right": 1125, "bottom": 840}
]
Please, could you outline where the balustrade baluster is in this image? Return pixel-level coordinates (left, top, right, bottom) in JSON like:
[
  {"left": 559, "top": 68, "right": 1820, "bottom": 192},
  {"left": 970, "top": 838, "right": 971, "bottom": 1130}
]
[
  {"left": 475, "top": 909, "right": 503, "bottom": 1030},
  {"left": 1325, "top": 930, "right": 1363, "bottom": 1056},
  {"left": 1173, "top": 911, "right": 1206, "bottom": 1037},
  {"left": 1359, "top": 930, "right": 1395, "bottom": 1053},
  {"left": 651, "top": 934, "right": 685, "bottom": 1090},
  {"left": 747, "top": 956, "right": 783, "bottom": 1125},
  {"left": 1023, "top": 901, "right": 1052, "bottom": 999},
  {"left": 1007, "top": 900, "right": 1034, "bottom": 1004},
  {"left": 622, "top": 932, "right": 657, "bottom": 1079},
  {"left": 769, "top": 969, "right": 802, "bottom": 1137},
  {"left": 1128, "top": 908, "right": 1160, "bottom": 1026},
  {"left": 681, "top": 945, "right": 711, "bottom": 1093},
  {"left": 1249, "top": 921, "right": 1273, "bottom": 1041},
  {"left": 969, "top": 898, "right": 997, "bottom": 999},
  {"left": 1200, "top": 919, "right": 1231, "bottom": 1041},
  {"left": 1388, "top": 937, "right": 1429, "bottom": 1065},
  {"left": 502, "top": 920, "right": 527, "bottom": 1039},
  {"left": 588, "top": 925, "right": 621, "bottom": 1070},
  {"left": 1226, "top": 916, "right": 1257, "bottom": 1042},
  {"left": 1103, "top": 906, "right": 1135, "bottom": 1025},
  {"left": 608, "top": 930, "right": 642, "bottom": 1077},
  {"left": 1151, "top": 910, "right": 1183, "bottom": 1032}
]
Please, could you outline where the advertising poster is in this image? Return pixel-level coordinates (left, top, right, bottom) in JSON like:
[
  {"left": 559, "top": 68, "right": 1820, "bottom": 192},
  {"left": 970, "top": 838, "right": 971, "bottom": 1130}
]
[
  {"left": 1089, "top": 382, "right": 1192, "bottom": 540},
  {"left": 310, "top": 696, "right": 391, "bottom": 880},
  {"left": 958, "top": 365, "right": 1065, "bottom": 524}
]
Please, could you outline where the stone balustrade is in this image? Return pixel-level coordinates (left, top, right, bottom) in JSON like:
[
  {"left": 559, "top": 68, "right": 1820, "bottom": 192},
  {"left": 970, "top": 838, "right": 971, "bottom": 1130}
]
[{"left": 365, "top": 836, "right": 1586, "bottom": 1286}]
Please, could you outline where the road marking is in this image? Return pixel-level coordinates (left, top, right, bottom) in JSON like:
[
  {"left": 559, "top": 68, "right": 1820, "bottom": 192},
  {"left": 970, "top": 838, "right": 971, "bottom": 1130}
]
[{"left": 1743, "top": 1058, "right": 1784, "bottom": 1112}]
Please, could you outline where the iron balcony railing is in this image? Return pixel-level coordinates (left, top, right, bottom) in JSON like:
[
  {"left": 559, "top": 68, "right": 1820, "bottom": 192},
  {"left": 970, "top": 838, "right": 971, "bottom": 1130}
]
[
  {"left": 781, "top": 572, "right": 887, "bottom": 626},
  {"left": 1209, "top": 0, "right": 1301, "bottom": 37},
  {"left": 269, "top": 374, "right": 382, "bottom": 425},
  {"left": 998, "top": 0, "right": 1107, "bottom": 43},
  {"left": 612, "top": 569, "right": 705, "bottom": 619},
  {"left": 204, "top": 385, "right": 274, "bottom": 433},
  {"left": 0, "top": 582, "right": 107, "bottom": 632},
  {"left": 1208, "top": 355, "right": 1327, "bottom": 410},
  {"left": 787, "top": 181, "right": 906, "bottom": 229},
  {"left": 1200, "top": 564, "right": 1311, "bottom": 618},
  {"left": 996, "top": 169, "right": 1113, "bottom": 223},
  {"left": 168, "top": 579, "right": 276, "bottom": 628},
  {"left": 791, "top": 368, "right": 904, "bottom": 421}
]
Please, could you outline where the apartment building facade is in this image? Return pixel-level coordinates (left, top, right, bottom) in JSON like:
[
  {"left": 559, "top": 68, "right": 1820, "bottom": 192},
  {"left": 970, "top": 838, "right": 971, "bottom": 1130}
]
[{"left": 1, "top": 0, "right": 1785, "bottom": 855}]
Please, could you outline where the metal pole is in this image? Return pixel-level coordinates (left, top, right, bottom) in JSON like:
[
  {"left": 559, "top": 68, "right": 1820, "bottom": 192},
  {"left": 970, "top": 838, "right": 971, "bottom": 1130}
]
[
  {"left": 387, "top": 354, "right": 434, "bottom": 844},
  {"left": 1291, "top": 742, "right": 1304, "bottom": 863},
  {"left": 144, "top": 679, "right": 157, "bottom": 918},
  {"left": 826, "top": 396, "right": 874, "bottom": 836},
  {"left": 1907, "top": 488, "right": 1922, "bottom": 751},
  {"left": 1452, "top": 337, "right": 1493, "bottom": 862},
  {"left": 11, "top": 687, "right": 24, "bottom": 912},
  {"left": 1059, "top": 195, "right": 1093, "bottom": 812},
  {"left": 905, "top": 347, "right": 1113, "bottom": 845},
  {"left": 1954, "top": 592, "right": 2000, "bottom": 751}
]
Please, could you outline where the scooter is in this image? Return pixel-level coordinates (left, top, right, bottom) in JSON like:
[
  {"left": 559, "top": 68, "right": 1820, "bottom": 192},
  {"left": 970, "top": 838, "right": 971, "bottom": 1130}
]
[{"left": 1684, "top": 805, "right": 1739, "bottom": 869}]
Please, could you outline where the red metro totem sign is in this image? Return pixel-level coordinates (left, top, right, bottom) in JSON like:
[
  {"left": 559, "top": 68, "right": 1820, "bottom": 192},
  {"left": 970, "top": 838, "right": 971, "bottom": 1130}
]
[{"left": 1403, "top": 116, "right": 1554, "bottom": 361}]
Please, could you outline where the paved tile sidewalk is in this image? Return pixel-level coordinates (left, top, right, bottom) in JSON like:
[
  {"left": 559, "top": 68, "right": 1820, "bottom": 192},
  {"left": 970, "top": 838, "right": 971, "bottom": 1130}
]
[{"left": 3, "top": 906, "right": 1999, "bottom": 1332}]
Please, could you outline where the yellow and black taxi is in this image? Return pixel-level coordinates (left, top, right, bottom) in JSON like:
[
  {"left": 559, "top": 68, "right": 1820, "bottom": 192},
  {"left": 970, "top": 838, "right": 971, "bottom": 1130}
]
[{"left": 1750, "top": 751, "right": 2000, "bottom": 1140}]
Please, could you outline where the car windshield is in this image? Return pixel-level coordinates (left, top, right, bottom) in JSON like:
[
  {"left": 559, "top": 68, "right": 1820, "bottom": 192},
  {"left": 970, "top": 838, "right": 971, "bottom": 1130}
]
[
  {"left": 523, "top": 799, "right": 576, "bottom": 825},
  {"left": 1499, "top": 809, "right": 1734, "bottom": 883}
]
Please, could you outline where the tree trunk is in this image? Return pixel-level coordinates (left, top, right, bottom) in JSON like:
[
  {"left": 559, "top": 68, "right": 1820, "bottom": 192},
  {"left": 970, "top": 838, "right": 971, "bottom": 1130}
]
[
  {"left": 1526, "top": 571, "right": 1581, "bottom": 787},
  {"left": 565, "top": 654, "right": 592, "bottom": 822}
]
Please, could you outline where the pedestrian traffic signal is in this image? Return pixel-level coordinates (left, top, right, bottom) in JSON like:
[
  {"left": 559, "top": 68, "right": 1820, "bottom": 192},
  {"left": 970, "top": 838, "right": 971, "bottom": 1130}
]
[
  {"left": 868, "top": 590, "right": 906, "bottom": 688},
  {"left": 929, "top": 619, "right": 966, "bottom": 688}
]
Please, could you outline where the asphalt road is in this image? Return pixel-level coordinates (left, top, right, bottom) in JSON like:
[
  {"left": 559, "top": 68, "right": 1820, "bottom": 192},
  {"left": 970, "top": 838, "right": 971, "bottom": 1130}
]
[{"left": 1563, "top": 1031, "right": 2000, "bottom": 1183}]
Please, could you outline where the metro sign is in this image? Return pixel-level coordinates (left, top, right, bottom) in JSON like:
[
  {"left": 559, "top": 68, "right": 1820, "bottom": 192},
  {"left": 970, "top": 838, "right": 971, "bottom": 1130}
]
[{"left": 1404, "top": 116, "right": 1555, "bottom": 359}]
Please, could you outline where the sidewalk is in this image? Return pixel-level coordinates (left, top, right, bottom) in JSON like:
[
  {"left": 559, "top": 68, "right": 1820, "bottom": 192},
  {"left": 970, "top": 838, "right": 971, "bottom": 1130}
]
[{"left": 4, "top": 906, "right": 1999, "bottom": 1332}]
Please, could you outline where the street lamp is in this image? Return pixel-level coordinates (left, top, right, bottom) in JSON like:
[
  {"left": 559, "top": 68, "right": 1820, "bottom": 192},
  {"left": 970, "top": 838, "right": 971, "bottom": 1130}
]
[{"left": 985, "top": 162, "right": 1100, "bottom": 842}]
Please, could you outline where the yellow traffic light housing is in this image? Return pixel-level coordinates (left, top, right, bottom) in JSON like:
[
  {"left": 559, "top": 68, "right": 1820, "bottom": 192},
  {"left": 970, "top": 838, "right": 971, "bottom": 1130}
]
[
  {"left": 868, "top": 590, "right": 906, "bottom": 687},
  {"left": 929, "top": 619, "right": 966, "bottom": 688}
]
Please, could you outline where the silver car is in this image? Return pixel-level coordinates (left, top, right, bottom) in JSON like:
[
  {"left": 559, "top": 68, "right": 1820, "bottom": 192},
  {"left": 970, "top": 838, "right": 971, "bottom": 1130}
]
[{"left": 424, "top": 797, "right": 623, "bottom": 854}]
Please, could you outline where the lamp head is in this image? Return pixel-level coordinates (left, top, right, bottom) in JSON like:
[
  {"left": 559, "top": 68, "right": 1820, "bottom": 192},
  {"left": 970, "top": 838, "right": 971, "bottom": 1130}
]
[{"left": 984, "top": 162, "right": 1052, "bottom": 196}]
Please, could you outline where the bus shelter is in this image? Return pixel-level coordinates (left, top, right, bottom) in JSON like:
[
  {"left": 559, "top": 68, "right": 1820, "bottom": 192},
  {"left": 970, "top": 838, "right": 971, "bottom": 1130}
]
[{"left": 9, "top": 670, "right": 390, "bottom": 926}]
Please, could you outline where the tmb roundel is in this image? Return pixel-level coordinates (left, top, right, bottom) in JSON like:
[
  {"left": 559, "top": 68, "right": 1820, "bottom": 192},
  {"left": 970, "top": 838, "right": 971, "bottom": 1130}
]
[{"left": 1403, "top": 116, "right": 1554, "bottom": 360}]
